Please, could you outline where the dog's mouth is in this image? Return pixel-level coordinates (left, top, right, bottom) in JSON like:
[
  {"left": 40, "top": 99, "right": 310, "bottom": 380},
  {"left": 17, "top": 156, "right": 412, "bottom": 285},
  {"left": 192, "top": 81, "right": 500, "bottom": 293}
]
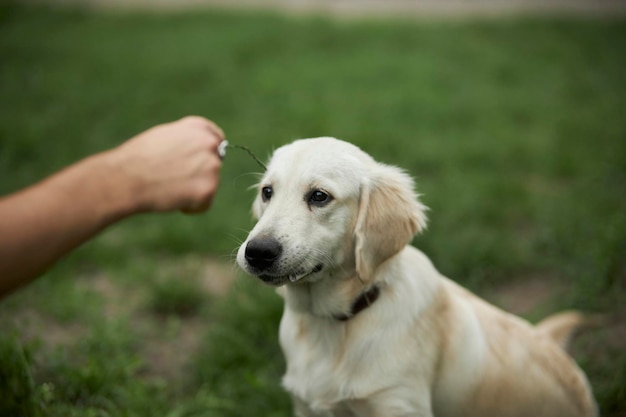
[{"left": 258, "top": 263, "right": 323, "bottom": 286}]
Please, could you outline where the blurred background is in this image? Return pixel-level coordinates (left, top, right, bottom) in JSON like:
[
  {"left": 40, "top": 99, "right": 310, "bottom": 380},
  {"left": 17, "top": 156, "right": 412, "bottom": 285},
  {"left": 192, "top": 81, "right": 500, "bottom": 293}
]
[{"left": 1, "top": 1, "right": 625, "bottom": 416}]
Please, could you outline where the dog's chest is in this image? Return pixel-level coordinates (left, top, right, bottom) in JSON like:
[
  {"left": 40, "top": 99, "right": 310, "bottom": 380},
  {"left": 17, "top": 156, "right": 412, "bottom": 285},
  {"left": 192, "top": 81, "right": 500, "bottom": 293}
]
[
  {"left": 279, "top": 312, "right": 427, "bottom": 416},
  {"left": 280, "top": 316, "right": 366, "bottom": 401}
]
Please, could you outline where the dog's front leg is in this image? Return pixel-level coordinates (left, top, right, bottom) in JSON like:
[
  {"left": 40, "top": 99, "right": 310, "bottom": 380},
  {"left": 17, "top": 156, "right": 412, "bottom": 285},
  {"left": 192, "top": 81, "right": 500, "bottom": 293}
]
[
  {"left": 292, "top": 396, "right": 332, "bottom": 417},
  {"left": 292, "top": 394, "right": 434, "bottom": 417},
  {"left": 363, "top": 386, "right": 434, "bottom": 417},
  {"left": 367, "top": 406, "right": 434, "bottom": 417}
]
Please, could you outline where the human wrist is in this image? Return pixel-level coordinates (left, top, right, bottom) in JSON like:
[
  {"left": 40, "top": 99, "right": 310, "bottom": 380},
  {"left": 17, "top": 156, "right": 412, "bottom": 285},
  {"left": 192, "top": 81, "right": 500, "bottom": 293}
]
[{"left": 85, "top": 149, "right": 143, "bottom": 221}]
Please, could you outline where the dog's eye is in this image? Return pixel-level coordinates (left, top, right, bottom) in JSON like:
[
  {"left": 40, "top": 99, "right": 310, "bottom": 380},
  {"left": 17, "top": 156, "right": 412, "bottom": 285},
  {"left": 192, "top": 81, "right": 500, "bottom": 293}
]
[
  {"left": 308, "top": 190, "right": 332, "bottom": 207},
  {"left": 261, "top": 186, "right": 273, "bottom": 202}
]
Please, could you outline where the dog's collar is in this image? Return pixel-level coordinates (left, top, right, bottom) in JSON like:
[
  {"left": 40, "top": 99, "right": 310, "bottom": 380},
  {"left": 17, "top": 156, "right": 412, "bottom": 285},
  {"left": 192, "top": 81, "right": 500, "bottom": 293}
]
[{"left": 333, "top": 285, "right": 380, "bottom": 322}]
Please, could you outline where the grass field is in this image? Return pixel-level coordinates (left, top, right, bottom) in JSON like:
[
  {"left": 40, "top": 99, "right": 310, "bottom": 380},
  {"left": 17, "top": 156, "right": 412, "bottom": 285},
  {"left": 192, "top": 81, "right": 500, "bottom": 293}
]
[{"left": 1, "top": 4, "right": 625, "bottom": 416}]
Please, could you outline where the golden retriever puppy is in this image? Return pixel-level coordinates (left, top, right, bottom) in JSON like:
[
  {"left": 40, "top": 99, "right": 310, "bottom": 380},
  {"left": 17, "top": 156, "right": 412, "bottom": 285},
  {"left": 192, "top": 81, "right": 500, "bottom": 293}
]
[{"left": 236, "top": 137, "right": 598, "bottom": 417}]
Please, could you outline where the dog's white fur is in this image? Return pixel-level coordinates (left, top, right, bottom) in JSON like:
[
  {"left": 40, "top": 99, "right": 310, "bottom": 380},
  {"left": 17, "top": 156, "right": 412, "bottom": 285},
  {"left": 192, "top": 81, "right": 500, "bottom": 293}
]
[{"left": 237, "top": 137, "right": 598, "bottom": 417}]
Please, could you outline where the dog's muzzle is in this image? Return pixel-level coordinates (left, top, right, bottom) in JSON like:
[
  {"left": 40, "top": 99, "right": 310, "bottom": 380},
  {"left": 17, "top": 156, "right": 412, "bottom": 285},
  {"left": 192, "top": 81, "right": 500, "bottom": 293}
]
[
  {"left": 244, "top": 236, "right": 283, "bottom": 271},
  {"left": 243, "top": 237, "right": 324, "bottom": 285}
]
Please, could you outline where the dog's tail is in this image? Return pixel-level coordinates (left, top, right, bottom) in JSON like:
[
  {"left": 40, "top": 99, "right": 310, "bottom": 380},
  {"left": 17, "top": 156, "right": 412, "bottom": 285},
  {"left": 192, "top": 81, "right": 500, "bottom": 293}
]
[{"left": 536, "top": 310, "right": 604, "bottom": 351}]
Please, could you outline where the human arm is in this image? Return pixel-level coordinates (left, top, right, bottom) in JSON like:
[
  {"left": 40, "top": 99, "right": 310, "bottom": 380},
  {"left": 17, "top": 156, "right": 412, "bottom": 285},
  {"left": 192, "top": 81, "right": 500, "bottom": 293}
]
[{"left": 0, "top": 116, "right": 224, "bottom": 298}]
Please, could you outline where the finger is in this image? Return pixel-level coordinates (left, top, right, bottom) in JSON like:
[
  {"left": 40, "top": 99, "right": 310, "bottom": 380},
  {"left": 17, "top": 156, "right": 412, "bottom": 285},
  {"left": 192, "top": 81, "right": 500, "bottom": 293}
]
[
  {"left": 180, "top": 204, "right": 210, "bottom": 215},
  {"left": 203, "top": 120, "right": 225, "bottom": 142},
  {"left": 180, "top": 198, "right": 213, "bottom": 214},
  {"left": 180, "top": 115, "right": 211, "bottom": 126},
  {"left": 180, "top": 116, "right": 225, "bottom": 141}
]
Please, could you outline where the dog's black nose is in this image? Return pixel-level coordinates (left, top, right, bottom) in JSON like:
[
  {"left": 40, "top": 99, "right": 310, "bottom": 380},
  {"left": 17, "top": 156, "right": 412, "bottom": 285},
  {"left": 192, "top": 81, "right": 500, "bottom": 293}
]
[{"left": 245, "top": 237, "right": 282, "bottom": 271}]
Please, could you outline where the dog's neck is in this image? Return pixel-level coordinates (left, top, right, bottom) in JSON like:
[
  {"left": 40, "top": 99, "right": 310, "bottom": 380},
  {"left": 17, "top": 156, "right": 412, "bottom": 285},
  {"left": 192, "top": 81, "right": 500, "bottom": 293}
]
[
  {"left": 284, "top": 268, "right": 379, "bottom": 320},
  {"left": 332, "top": 285, "right": 380, "bottom": 321}
]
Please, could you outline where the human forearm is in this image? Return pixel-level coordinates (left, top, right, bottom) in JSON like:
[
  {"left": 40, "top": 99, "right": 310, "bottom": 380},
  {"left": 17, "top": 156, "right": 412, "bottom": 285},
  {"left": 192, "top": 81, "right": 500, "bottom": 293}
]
[
  {"left": 0, "top": 152, "right": 134, "bottom": 297},
  {"left": 0, "top": 116, "right": 224, "bottom": 299}
]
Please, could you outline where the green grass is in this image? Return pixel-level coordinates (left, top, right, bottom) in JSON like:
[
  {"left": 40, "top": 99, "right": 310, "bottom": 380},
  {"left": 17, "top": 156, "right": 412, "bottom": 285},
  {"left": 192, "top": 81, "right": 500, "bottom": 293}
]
[{"left": 0, "top": 4, "right": 625, "bottom": 416}]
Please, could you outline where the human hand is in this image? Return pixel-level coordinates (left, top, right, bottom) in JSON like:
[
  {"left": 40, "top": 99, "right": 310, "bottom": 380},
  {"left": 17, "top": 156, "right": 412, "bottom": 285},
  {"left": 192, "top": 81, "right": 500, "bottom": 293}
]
[{"left": 106, "top": 116, "right": 225, "bottom": 214}]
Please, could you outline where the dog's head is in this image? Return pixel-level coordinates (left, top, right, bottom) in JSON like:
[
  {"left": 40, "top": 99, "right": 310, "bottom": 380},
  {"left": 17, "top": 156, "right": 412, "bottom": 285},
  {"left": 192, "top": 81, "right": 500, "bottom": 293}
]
[{"left": 236, "top": 137, "right": 427, "bottom": 287}]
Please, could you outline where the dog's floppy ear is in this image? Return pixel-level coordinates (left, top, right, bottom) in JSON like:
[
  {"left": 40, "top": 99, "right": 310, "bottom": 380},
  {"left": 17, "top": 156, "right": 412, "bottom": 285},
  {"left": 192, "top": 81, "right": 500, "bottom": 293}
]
[{"left": 354, "top": 164, "right": 427, "bottom": 282}]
